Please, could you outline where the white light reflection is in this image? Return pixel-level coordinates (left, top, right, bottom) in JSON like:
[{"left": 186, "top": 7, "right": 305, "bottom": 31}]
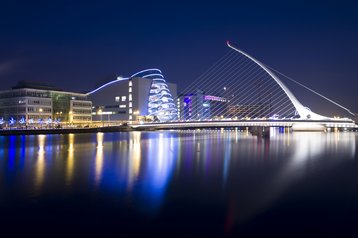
[
  {"left": 238, "top": 131, "right": 356, "bottom": 223},
  {"left": 222, "top": 137, "right": 232, "bottom": 189},
  {"left": 95, "top": 132, "right": 104, "bottom": 187},
  {"left": 142, "top": 132, "right": 176, "bottom": 213},
  {"left": 175, "top": 135, "right": 182, "bottom": 177}
]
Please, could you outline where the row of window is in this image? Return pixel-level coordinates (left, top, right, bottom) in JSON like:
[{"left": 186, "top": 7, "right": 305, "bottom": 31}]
[
  {"left": 105, "top": 105, "right": 119, "bottom": 109},
  {"left": 73, "top": 116, "right": 92, "bottom": 121},
  {"left": 115, "top": 96, "right": 127, "bottom": 102},
  {"left": 0, "top": 91, "right": 50, "bottom": 99},
  {"left": 72, "top": 102, "right": 92, "bottom": 107},
  {"left": 27, "top": 107, "right": 52, "bottom": 113},
  {"left": 27, "top": 115, "right": 52, "bottom": 120},
  {"left": 28, "top": 99, "right": 52, "bottom": 106},
  {"left": 0, "top": 108, "right": 27, "bottom": 114},
  {"left": 72, "top": 109, "right": 92, "bottom": 115},
  {"left": 0, "top": 99, "right": 52, "bottom": 106},
  {"left": 93, "top": 110, "right": 127, "bottom": 115},
  {"left": 0, "top": 100, "right": 28, "bottom": 106}
]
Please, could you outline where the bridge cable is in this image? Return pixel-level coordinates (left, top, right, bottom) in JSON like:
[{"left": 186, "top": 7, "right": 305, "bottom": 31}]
[
  {"left": 263, "top": 64, "right": 356, "bottom": 116},
  {"left": 188, "top": 53, "right": 295, "bottom": 120},
  {"left": 207, "top": 54, "right": 295, "bottom": 119}
]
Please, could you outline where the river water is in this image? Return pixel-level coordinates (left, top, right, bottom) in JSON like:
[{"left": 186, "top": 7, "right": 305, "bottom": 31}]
[{"left": 0, "top": 129, "right": 357, "bottom": 237}]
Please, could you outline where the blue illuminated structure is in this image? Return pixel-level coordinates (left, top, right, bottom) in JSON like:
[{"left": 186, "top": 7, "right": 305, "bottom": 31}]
[
  {"left": 9, "top": 117, "right": 16, "bottom": 125},
  {"left": 88, "top": 68, "right": 177, "bottom": 122},
  {"left": 19, "top": 117, "right": 26, "bottom": 124},
  {"left": 135, "top": 69, "right": 177, "bottom": 121}
]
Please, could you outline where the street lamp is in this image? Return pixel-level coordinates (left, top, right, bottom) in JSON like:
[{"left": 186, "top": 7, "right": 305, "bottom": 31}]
[
  {"left": 98, "top": 109, "right": 103, "bottom": 127},
  {"left": 69, "top": 111, "right": 73, "bottom": 126},
  {"left": 39, "top": 108, "right": 43, "bottom": 128}
]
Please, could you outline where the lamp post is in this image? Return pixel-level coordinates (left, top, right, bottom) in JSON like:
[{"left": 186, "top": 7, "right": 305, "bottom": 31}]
[
  {"left": 98, "top": 109, "right": 103, "bottom": 127},
  {"left": 39, "top": 108, "right": 43, "bottom": 128},
  {"left": 69, "top": 111, "right": 73, "bottom": 127}
]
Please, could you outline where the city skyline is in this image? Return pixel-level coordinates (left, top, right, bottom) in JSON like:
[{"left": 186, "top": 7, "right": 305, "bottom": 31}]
[
  {"left": 0, "top": 0, "right": 358, "bottom": 113},
  {"left": 1, "top": 2, "right": 358, "bottom": 236}
]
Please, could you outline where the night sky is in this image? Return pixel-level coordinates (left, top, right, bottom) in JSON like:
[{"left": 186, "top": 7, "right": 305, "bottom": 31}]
[{"left": 1, "top": 0, "right": 358, "bottom": 113}]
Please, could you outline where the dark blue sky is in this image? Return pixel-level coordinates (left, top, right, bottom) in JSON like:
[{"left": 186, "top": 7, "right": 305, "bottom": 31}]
[{"left": 0, "top": 0, "right": 357, "bottom": 113}]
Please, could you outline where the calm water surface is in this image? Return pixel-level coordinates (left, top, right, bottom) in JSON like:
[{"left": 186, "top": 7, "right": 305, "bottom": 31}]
[{"left": 1, "top": 129, "right": 358, "bottom": 237}]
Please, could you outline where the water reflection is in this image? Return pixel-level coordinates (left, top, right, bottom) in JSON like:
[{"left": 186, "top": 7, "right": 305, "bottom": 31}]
[
  {"left": 137, "top": 132, "right": 176, "bottom": 213},
  {"left": 34, "top": 135, "right": 46, "bottom": 196},
  {"left": 66, "top": 134, "right": 75, "bottom": 186},
  {"left": 127, "top": 132, "right": 141, "bottom": 191},
  {"left": 224, "top": 131, "right": 357, "bottom": 232},
  {"left": 95, "top": 132, "right": 104, "bottom": 187},
  {"left": 0, "top": 129, "right": 356, "bottom": 233}
]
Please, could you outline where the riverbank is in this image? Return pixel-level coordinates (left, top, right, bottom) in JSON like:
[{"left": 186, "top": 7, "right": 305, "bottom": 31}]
[{"left": 0, "top": 125, "right": 137, "bottom": 136}]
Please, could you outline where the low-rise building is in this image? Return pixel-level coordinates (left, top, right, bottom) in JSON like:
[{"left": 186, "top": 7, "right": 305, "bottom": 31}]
[{"left": 0, "top": 81, "right": 92, "bottom": 124}]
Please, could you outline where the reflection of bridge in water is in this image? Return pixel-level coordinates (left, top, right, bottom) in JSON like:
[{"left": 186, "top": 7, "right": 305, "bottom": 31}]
[{"left": 137, "top": 41, "right": 357, "bottom": 131}]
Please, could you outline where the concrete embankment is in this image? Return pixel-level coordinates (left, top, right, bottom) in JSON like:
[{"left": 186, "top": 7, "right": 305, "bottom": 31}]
[{"left": 0, "top": 126, "right": 135, "bottom": 136}]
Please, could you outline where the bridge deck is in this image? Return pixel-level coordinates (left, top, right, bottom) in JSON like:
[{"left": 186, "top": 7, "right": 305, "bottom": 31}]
[{"left": 131, "top": 119, "right": 358, "bottom": 130}]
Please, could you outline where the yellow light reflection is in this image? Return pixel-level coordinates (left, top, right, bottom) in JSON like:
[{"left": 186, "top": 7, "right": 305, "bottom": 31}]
[
  {"left": 66, "top": 133, "right": 75, "bottom": 186},
  {"left": 34, "top": 135, "right": 46, "bottom": 195},
  {"left": 95, "top": 132, "right": 104, "bottom": 186},
  {"left": 283, "top": 127, "right": 290, "bottom": 147},
  {"left": 127, "top": 132, "right": 141, "bottom": 190},
  {"left": 335, "top": 128, "right": 340, "bottom": 149}
]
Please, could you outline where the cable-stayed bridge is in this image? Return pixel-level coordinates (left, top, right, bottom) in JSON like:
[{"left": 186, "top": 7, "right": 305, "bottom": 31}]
[{"left": 134, "top": 42, "right": 357, "bottom": 131}]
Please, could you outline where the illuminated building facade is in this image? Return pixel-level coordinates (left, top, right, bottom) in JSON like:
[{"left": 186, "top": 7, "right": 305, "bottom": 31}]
[
  {"left": 226, "top": 104, "right": 272, "bottom": 118},
  {"left": 0, "top": 81, "right": 92, "bottom": 124},
  {"left": 178, "top": 89, "right": 227, "bottom": 120},
  {"left": 88, "top": 69, "right": 177, "bottom": 122}
]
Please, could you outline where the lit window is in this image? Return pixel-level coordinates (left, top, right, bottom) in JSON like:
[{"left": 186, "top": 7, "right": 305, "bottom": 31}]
[
  {"left": 129, "top": 102, "right": 132, "bottom": 108},
  {"left": 129, "top": 87, "right": 132, "bottom": 93},
  {"left": 121, "top": 96, "right": 126, "bottom": 102},
  {"left": 129, "top": 108, "right": 132, "bottom": 114},
  {"left": 129, "top": 94, "right": 132, "bottom": 101},
  {"left": 129, "top": 81, "right": 132, "bottom": 86},
  {"left": 115, "top": 96, "right": 120, "bottom": 102},
  {"left": 119, "top": 105, "right": 126, "bottom": 108},
  {"left": 129, "top": 115, "right": 132, "bottom": 120}
]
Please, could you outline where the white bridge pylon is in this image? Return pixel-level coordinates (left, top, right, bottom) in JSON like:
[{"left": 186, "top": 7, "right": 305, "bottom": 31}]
[{"left": 226, "top": 41, "right": 328, "bottom": 120}]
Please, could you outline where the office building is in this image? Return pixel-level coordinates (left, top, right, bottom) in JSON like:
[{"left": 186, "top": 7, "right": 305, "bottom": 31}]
[
  {"left": 226, "top": 104, "right": 272, "bottom": 118},
  {"left": 0, "top": 81, "right": 92, "bottom": 124},
  {"left": 178, "top": 89, "right": 227, "bottom": 120}
]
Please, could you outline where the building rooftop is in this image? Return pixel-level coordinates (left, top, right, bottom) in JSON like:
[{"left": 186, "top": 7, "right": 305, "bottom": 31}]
[{"left": 12, "top": 80, "right": 63, "bottom": 91}]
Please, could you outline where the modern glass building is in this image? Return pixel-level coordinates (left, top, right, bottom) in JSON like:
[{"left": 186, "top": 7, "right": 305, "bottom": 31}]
[
  {"left": 0, "top": 81, "right": 92, "bottom": 124},
  {"left": 88, "top": 69, "right": 177, "bottom": 122},
  {"left": 178, "top": 89, "right": 227, "bottom": 120}
]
